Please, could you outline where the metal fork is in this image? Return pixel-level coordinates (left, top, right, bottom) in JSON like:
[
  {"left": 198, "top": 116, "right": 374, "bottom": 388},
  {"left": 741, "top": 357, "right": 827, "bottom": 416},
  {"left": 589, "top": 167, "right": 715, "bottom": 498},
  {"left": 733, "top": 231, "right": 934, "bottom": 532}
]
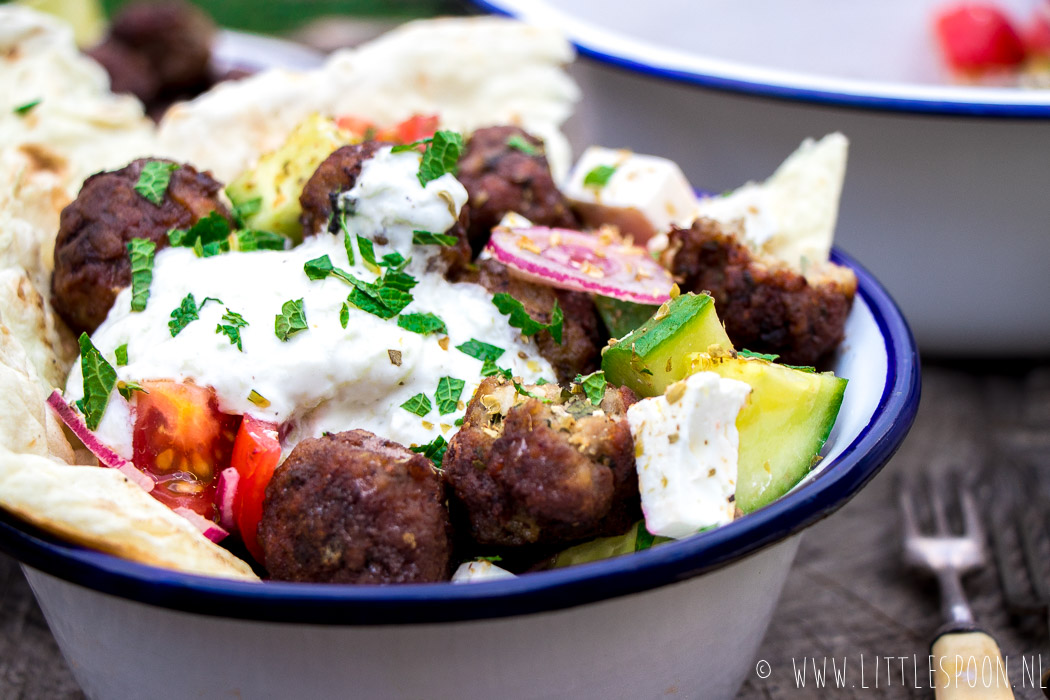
[
  {"left": 986, "top": 466, "right": 1050, "bottom": 698},
  {"left": 898, "top": 474, "right": 1014, "bottom": 699}
]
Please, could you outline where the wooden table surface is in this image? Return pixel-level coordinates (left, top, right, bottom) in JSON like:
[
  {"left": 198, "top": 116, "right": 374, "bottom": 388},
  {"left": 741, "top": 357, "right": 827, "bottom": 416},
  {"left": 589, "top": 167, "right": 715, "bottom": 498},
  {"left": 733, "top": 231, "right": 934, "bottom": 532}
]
[{"left": 1, "top": 359, "right": 1048, "bottom": 699}]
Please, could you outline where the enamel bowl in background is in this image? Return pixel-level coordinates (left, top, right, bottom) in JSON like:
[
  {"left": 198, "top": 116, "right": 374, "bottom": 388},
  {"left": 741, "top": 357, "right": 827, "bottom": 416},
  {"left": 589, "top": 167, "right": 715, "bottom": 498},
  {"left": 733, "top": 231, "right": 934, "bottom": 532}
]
[
  {"left": 478, "top": 0, "right": 1050, "bottom": 356},
  {"left": 0, "top": 249, "right": 918, "bottom": 700}
]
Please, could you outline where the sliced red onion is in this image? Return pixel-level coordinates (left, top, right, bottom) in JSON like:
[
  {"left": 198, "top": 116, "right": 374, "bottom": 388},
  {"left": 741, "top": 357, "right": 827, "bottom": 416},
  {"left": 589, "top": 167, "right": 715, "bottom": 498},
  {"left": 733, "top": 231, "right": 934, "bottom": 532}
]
[
  {"left": 173, "top": 507, "right": 229, "bottom": 543},
  {"left": 486, "top": 226, "right": 675, "bottom": 305},
  {"left": 215, "top": 466, "right": 240, "bottom": 533},
  {"left": 46, "top": 390, "right": 155, "bottom": 493}
]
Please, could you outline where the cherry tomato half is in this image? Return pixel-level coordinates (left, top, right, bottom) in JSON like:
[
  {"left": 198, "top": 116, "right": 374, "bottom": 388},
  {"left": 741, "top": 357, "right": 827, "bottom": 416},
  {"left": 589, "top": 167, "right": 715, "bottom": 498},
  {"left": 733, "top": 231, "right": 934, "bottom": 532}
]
[
  {"left": 935, "top": 4, "right": 1027, "bottom": 72},
  {"left": 229, "top": 414, "right": 281, "bottom": 564}
]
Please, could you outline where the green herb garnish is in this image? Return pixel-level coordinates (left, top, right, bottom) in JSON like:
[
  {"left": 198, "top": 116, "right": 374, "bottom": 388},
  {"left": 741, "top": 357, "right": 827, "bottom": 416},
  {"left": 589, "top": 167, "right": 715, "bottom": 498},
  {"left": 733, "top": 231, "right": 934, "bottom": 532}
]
[
  {"left": 506, "top": 134, "right": 538, "bottom": 155},
  {"left": 230, "top": 197, "right": 262, "bottom": 227},
  {"left": 784, "top": 364, "right": 817, "bottom": 373},
  {"left": 435, "top": 376, "right": 465, "bottom": 415},
  {"left": 134, "top": 161, "right": 178, "bottom": 206},
  {"left": 379, "top": 251, "right": 409, "bottom": 272},
  {"left": 634, "top": 524, "right": 657, "bottom": 552},
  {"left": 513, "top": 380, "right": 552, "bottom": 404},
  {"left": 274, "top": 299, "right": 308, "bottom": 341},
  {"left": 77, "top": 333, "right": 116, "bottom": 430},
  {"left": 583, "top": 164, "right": 617, "bottom": 190},
  {"left": 738, "top": 349, "right": 780, "bottom": 362},
  {"left": 397, "top": 312, "right": 447, "bottom": 335},
  {"left": 126, "top": 238, "right": 155, "bottom": 312},
  {"left": 412, "top": 230, "right": 458, "bottom": 246},
  {"left": 356, "top": 234, "right": 379, "bottom": 271},
  {"left": 168, "top": 293, "right": 199, "bottom": 336},
  {"left": 13, "top": 99, "right": 41, "bottom": 116},
  {"left": 247, "top": 389, "right": 270, "bottom": 408},
  {"left": 304, "top": 255, "right": 334, "bottom": 280},
  {"left": 168, "top": 211, "right": 231, "bottom": 256},
  {"left": 418, "top": 130, "right": 463, "bottom": 186},
  {"left": 481, "top": 360, "right": 513, "bottom": 379},
  {"left": 492, "top": 293, "right": 563, "bottom": 344},
  {"left": 410, "top": 435, "right": 447, "bottom": 469},
  {"left": 116, "top": 380, "right": 147, "bottom": 402},
  {"left": 339, "top": 302, "right": 350, "bottom": 329},
  {"left": 216, "top": 309, "right": 248, "bottom": 351},
  {"left": 234, "top": 229, "right": 285, "bottom": 252},
  {"left": 114, "top": 343, "right": 128, "bottom": 367},
  {"left": 476, "top": 555, "right": 504, "bottom": 563},
  {"left": 574, "top": 371, "right": 607, "bottom": 406},
  {"left": 456, "top": 339, "right": 504, "bottom": 363},
  {"left": 401, "top": 393, "right": 432, "bottom": 417},
  {"left": 342, "top": 226, "right": 355, "bottom": 266}
]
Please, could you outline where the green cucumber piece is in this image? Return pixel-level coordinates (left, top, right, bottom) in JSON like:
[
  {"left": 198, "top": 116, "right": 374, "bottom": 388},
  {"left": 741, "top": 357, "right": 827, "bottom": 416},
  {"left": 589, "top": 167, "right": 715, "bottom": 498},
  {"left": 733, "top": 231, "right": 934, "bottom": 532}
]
[
  {"left": 601, "top": 293, "right": 732, "bottom": 397},
  {"left": 687, "top": 353, "right": 847, "bottom": 513},
  {"left": 550, "top": 522, "right": 671, "bottom": 568}
]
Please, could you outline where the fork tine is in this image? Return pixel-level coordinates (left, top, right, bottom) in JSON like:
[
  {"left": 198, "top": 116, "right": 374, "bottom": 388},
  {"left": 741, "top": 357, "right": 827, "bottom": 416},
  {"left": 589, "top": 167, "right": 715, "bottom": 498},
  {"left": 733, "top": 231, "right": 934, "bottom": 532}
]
[
  {"left": 927, "top": 474, "right": 953, "bottom": 535},
  {"left": 897, "top": 475, "right": 922, "bottom": 539},
  {"left": 958, "top": 483, "right": 983, "bottom": 541}
]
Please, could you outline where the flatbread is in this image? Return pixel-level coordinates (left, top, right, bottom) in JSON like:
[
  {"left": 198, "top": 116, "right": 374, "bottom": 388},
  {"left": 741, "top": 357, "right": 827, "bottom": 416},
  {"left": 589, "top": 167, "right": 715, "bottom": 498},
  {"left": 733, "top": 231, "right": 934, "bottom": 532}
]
[{"left": 0, "top": 6, "right": 578, "bottom": 580}]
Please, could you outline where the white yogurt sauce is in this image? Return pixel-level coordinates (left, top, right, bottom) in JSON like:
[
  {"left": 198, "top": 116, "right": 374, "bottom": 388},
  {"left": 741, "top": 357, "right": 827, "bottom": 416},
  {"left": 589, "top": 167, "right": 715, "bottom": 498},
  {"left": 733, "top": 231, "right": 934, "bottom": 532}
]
[{"left": 65, "top": 146, "right": 553, "bottom": 458}]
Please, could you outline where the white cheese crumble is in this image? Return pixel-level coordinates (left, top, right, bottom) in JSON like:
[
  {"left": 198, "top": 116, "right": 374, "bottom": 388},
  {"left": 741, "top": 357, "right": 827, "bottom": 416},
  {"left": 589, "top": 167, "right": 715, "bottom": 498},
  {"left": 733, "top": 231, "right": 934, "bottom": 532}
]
[
  {"left": 451, "top": 560, "right": 517, "bottom": 583},
  {"left": 65, "top": 147, "right": 553, "bottom": 458},
  {"left": 626, "top": 372, "right": 751, "bottom": 539},
  {"left": 563, "top": 146, "right": 698, "bottom": 243},
  {"left": 691, "top": 133, "right": 848, "bottom": 269}
]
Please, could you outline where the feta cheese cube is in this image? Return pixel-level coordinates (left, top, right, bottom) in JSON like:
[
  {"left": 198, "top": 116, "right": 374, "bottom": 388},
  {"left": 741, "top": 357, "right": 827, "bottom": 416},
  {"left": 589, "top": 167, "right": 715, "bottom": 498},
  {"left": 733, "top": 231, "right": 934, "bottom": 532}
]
[
  {"left": 626, "top": 371, "right": 751, "bottom": 539},
  {"left": 451, "top": 560, "right": 516, "bottom": 583},
  {"left": 563, "top": 146, "right": 698, "bottom": 243}
]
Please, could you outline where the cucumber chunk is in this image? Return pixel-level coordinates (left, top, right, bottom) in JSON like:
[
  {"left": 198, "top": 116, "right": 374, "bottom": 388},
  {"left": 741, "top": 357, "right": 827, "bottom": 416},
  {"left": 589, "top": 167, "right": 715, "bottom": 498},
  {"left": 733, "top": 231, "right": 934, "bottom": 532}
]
[
  {"left": 686, "top": 353, "right": 847, "bottom": 513},
  {"left": 601, "top": 292, "right": 732, "bottom": 397},
  {"left": 550, "top": 522, "right": 671, "bottom": 568}
]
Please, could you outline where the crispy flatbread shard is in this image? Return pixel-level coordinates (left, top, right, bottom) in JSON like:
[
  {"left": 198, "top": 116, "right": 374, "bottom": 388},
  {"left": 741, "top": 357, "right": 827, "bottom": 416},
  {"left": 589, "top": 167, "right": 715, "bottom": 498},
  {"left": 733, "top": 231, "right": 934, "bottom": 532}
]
[
  {"left": 158, "top": 17, "right": 579, "bottom": 182},
  {"left": 0, "top": 266, "right": 76, "bottom": 389},
  {"left": 0, "top": 449, "right": 259, "bottom": 581}
]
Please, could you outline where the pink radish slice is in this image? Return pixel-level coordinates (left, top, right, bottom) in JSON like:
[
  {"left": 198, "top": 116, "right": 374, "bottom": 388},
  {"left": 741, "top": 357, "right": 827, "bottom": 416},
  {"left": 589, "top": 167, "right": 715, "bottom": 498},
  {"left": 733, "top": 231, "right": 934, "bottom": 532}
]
[
  {"left": 215, "top": 466, "right": 240, "bottom": 533},
  {"left": 173, "top": 507, "right": 229, "bottom": 543},
  {"left": 46, "top": 391, "right": 155, "bottom": 493},
  {"left": 485, "top": 227, "right": 675, "bottom": 305}
]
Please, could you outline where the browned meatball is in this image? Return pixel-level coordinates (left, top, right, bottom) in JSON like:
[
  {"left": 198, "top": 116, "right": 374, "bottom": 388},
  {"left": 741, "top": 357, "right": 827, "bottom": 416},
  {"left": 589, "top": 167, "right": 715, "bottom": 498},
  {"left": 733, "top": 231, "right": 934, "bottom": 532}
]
[
  {"left": 51, "top": 158, "right": 231, "bottom": 335},
  {"left": 85, "top": 40, "right": 160, "bottom": 104},
  {"left": 299, "top": 141, "right": 473, "bottom": 274},
  {"left": 662, "top": 218, "right": 857, "bottom": 366},
  {"left": 465, "top": 259, "right": 601, "bottom": 383},
  {"left": 259, "top": 430, "right": 453, "bottom": 584},
  {"left": 457, "top": 126, "right": 577, "bottom": 252},
  {"left": 107, "top": 1, "right": 215, "bottom": 94},
  {"left": 444, "top": 377, "right": 639, "bottom": 548}
]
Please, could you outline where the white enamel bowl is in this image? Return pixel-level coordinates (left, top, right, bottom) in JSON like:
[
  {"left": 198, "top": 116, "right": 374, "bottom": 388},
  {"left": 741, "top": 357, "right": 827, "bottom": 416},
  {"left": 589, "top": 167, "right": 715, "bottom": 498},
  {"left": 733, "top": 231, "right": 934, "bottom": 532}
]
[
  {"left": 478, "top": 0, "right": 1050, "bottom": 356},
  {"left": 0, "top": 247, "right": 919, "bottom": 700}
]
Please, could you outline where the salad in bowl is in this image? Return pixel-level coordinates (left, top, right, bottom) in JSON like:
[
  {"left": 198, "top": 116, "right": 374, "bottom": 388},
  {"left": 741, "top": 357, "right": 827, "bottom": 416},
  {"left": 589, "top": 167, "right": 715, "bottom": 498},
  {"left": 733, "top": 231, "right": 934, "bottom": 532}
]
[{"left": 5, "top": 6, "right": 865, "bottom": 587}]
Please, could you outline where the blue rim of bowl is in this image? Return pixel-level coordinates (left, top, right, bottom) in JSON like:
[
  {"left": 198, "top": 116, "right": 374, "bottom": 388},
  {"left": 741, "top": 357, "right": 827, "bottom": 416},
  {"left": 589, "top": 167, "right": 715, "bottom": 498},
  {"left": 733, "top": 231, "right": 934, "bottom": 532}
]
[
  {"left": 473, "top": 0, "right": 1050, "bottom": 119},
  {"left": 0, "top": 247, "right": 920, "bottom": 625}
]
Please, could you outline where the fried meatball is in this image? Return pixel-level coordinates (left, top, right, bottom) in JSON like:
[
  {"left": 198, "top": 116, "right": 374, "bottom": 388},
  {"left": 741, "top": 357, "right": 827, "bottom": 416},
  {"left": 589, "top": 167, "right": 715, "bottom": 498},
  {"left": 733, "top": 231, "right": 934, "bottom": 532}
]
[
  {"left": 444, "top": 377, "right": 639, "bottom": 548},
  {"left": 457, "top": 126, "right": 577, "bottom": 252},
  {"left": 107, "top": 1, "right": 215, "bottom": 94},
  {"left": 464, "top": 259, "right": 602, "bottom": 383},
  {"left": 663, "top": 218, "right": 857, "bottom": 365},
  {"left": 259, "top": 430, "right": 453, "bottom": 584},
  {"left": 51, "top": 158, "right": 230, "bottom": 335},
  {"left": 299, "top": 141, "right": 473, "bottom": 274},
  {"left": 85, "top": 40, "right": 160, "bottom": 104}
]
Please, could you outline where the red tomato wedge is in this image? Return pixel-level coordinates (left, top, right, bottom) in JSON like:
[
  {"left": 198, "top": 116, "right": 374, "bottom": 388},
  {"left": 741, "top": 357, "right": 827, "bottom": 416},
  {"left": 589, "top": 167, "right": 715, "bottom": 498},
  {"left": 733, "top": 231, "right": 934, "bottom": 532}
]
[
  {"left": 335, "top": 114, "right": 439, "bottom": 144},
  {"left": 131, "top": 381, "right": 240, "bottom": 518},
  {"left": 934, "top": 4, "right": 1026, "bottom": 72},
  {"left": 1025, "top": 4, "right": 1050, "bottom": 56},
  {"left": 229, "top": 415, "right": 281, "bottom": 564}
]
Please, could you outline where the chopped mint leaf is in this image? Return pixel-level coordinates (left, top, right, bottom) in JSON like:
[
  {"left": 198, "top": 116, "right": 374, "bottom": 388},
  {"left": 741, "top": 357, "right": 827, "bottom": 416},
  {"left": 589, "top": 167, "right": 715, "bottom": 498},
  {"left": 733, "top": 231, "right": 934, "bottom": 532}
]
[
  {"left": 634, "top": 524, "right": 657, "bottom": 552},
  {"left": 230, "top": 196, "right": 262, "bottom": 227},
  {"left": 492, "top": 293, "right": 563, "bottom": 344},
  {"left": 397, "top": 313, "right": 447, "bottom": 335},
  {"left": 216, "top": 308, "right": 248, "bottom": 351},
  {"left": 379, "top": 251, "right": 409, "bottom": 272},
  {"left": 375, "top": 286, "right": 414, "bottom": 316},
  {"left": 390, "top": 138, "right": 429, "bottom": 154},
  {"left": 114, "top": 343, "right": 128, "bottom": 367},
  {"left": 784, "top": 364, "right": 817, "bottom": 373},
  {"left": 356, "top": 235, "right": 378, "bottom": 271},
  {"left": 583, "top": 164, "right": 617, "bottom": 190},
  {"left": 380, "top": 270, "right": 417, "bottom": 292},
  {"left": 342, "top": 226, "right": 355, "bottom": 266},
  {"left": 456, "top": 339, "right": 504, "bottom": 363},
  {"left": 77, "top": 333, "right": 116, "bottom": 431},
  {"left": 410, "top": 434, "right": 447, "bottom": 469},
  {"left": 126, "top": 238, "right": 155, "bottom": 312},
  {"left": 476, "top": 554, "right": 503, "bottom": 563},
  {"left": 235, "top": 229, "right": 285, "bottom": 252},
  {"left": 247, "top": 389, "right": 270, "bottom": 408},
  {"left": 506, "top": 134, "right": 538, "bottom": 155},
  {"left": 168, "top": 211, "right": 230, "bottom": 254},
  {"left": 513, "top": 380, "right": 552, "bottom": 404},
  {"left": 739, "top": 349, "right": 780, "bottom": 362},
  {"left": 412, "top": 230, "right": 458, "bottom": 246},
  {"left": 134, "top": 161, "right": 178, "bottom": 206},
  {"left": 574, "top": 371, "right": 607, "bottom": 406},
  {"left": 401, "top": 393, "right": 432, "bottom": 417},
  {"left": 304, "top": 255, "right": 334, "bottom": 280},
  {"left": 535, "top": 378, "right": 551, "bottom": 385},
  {"left": 13, "top": 99, "right": 41, "bottom": 116},
  {"left": 339, "top": 302, "right": 350, "bottom": 329},
  {"left": 169, "top": 293, "right": 200, "bottom": 336},
  {"left": 417, "top": 130, "right": 463, "bottom": 186},
  {"left": 116, "top": 380, "right": 147, "bottom": 402},
  {"left": 453, "top": 417, "right": 464, "bottom": 426},
  {"left": 435, "top": 376, "right": 465, "bottom": 415},
  {"left": 481, "top": 360, "right": 513, "bottom": 379},
  {"left": 275, "top": 299, "right": 307, "bottom": 342}
]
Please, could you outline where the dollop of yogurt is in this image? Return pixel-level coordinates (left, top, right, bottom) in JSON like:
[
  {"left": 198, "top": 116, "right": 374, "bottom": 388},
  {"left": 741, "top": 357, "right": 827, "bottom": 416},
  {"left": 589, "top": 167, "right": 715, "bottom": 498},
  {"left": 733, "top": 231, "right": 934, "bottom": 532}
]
[{"left": 65, "top": 146, "right": 553, "bottom": 458}]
